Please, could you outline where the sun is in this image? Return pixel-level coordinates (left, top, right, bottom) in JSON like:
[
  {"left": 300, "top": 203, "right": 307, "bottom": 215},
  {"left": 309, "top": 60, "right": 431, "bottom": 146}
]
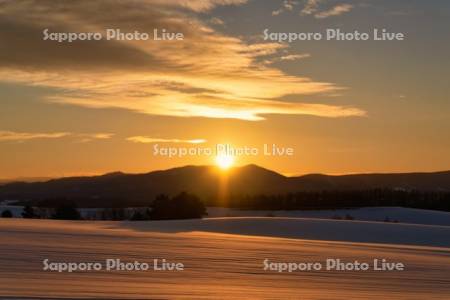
[{"left": 215, "top": 154, "right": 235, "bottom": 170}]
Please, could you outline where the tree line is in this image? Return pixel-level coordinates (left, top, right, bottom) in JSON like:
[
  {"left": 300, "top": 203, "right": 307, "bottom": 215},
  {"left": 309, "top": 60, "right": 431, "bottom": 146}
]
[
  {"left": 224, "top": 189, "right": 450, "bottom": 211},
  {"left": 3, "top": 189, "right": 449, "bottom": 220},
  {"left": 1, "top": 192, "right": 207, "bottom": 220}
]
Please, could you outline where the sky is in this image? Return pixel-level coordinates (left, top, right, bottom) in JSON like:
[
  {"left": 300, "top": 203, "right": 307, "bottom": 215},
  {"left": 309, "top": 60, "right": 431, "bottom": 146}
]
[{"left": 0, "top": 0, "right": 449, "bottom": 178}]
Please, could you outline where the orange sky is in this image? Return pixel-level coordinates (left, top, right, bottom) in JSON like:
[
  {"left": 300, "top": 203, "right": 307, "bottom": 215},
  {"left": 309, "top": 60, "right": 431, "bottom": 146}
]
[{"left": 0, "top": 0, "right": 449, "bottom": 178}]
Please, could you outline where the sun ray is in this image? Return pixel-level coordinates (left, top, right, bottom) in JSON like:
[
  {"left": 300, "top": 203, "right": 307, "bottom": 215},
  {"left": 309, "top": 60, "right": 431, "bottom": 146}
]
[{"left": 215, "top": 154, "right": 235, "bottom": 170}]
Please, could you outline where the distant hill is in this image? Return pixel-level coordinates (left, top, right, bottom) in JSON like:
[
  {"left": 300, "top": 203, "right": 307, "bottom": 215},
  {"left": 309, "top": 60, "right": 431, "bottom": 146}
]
[
  {"left": 0, "top": 177, "right": 53, "bottom": 185},
  {"left": 0, "top": 165, "right": 449, "bottom": 207}
]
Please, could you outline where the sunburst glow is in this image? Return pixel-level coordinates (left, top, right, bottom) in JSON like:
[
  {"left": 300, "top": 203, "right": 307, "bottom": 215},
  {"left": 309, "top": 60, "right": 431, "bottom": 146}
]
[{"left": 215, "top": 154, "right": 235, "bottom": 170}]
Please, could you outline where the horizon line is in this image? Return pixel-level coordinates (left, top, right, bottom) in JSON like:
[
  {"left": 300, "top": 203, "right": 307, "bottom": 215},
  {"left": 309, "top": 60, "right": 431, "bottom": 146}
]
[{"left": 1, "top": 164, "right": 450, "bottom": 183}]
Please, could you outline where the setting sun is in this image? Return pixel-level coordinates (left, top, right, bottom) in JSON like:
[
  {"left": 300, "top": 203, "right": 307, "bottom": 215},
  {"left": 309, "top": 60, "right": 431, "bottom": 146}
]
[{"left": 215, "top": 154, "right": 235, "bottom": 170}]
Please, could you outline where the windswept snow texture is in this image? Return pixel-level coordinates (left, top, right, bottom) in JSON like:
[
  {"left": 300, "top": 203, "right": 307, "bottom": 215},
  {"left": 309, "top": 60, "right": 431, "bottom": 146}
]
[{"left": 0, "top": 218, "right": 449, "bottom": 299}]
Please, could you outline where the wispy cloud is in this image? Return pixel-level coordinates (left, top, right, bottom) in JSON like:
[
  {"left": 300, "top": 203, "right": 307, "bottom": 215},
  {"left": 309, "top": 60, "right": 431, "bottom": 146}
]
[
  {"left": 300, "top": 1, "right": 353, "bottom": 18},
  {"left": 0, "top": 131, "right": 70, "bottom": 142},
  {"left": 127, "top": 136, "right": 206, "bottom": 144},
  {"left": 315, "top": 4, "right": 353, "bottom": 18},
  {"left": 265, "top": 53, "right": 311, "bottom": 64},
  {"left": 0, "top": 0, "right": 364, "bottom": 121},
  {"left": 300, "top": 0, "right": 322, "bottom": 16},
  {"left": 77, "top": 133, "right": 115, "bottom": 143},
  {"left": 0, "top": 131, "right": 114, "bottom": 143},
  {"left": 272, "top": 0, "right": 298, "bottom": 16},
  {"left": 162, "top": 0, "right": 248, "bottom": 13},
  {"left": 209, "top": 17, "right": 225, "bottom": 26},
  {"left": 280, "top": 54, "right": 311, "bottom": 61}
]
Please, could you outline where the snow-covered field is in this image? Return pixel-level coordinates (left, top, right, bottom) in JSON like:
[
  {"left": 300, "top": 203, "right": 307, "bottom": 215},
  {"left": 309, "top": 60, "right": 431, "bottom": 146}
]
[
  {"left": 119, "top": 217, "right": 450, "bottom": 247},
  {"left": 207, "top": 206, "right": 450, "bottom": 226},
  {"left": 0, "top": 218, "right": 449, "bottom": 299}
]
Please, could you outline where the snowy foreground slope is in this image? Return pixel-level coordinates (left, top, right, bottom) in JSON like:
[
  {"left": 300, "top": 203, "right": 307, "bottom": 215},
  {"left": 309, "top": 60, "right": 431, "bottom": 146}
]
[
  {"left": 207, "top": 207, "right": 450, "bottom": 227},
  {"left": 121, "top": 217, "right": 450, "bottom": 247},
  {"left": 0, "top": 218, "right": 449, "bottom": 299}
]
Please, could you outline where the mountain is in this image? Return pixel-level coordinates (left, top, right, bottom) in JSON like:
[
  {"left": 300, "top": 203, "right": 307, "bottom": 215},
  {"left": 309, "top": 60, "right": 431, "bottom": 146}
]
[{"left": 0, "top": 165, "right": 449, "bottom": 207}]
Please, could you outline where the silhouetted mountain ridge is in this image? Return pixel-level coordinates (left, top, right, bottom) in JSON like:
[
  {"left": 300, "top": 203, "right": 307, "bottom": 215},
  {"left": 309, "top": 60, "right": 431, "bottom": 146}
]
[{"left": 0, "top": 165, "right": 449, "bottom": 207}]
